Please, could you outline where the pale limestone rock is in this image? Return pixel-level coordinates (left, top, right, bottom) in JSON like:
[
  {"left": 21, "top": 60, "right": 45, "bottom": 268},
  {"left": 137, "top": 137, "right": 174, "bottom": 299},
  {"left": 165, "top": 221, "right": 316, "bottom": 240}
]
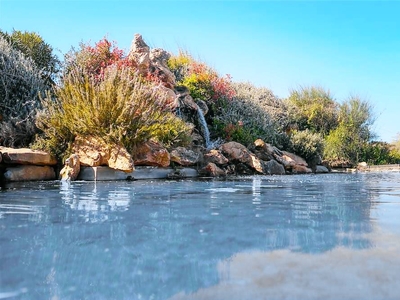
[
  {"left": 170, "top": 147, "right": 200, "bottom": 166},
  {"left": 72, "top": 136, "right": 134, "bottom": 172},
  {"left": 132, "top": 140, "right": 170, "bottom": 168},
  {"left": 60, "top": 154, "right": 80, "bottom": 181},
  {"left": 4, "top": 165, "right": 55, "bottom": 182},
  {"left": 0, "top": 147, "right": 57, "bottom": 165}
]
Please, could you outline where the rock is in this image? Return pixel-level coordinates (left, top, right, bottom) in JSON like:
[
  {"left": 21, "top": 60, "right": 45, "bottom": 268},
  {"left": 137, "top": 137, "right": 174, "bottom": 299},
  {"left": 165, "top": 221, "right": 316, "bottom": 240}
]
[
  {"left": 292, "top": 165, "right": 313, "bottom": 174},
  {"left": 60, "top": 154, "right": 81, "bottom": 181},
  {"left": 204, "top": 149, "right": 229, "bottom": 165},
  {"left": 281, "top": 151, "right": 308, "bottom": 167},
  {"left": 199, "top": 162, "right": 226, "bottom": 177},
  {"left": 219, "top": 142, "right": 263, "bottom": 174},
  {"left": 316, "top": 165, "right": 330, "bottom": 173},
  {"left": 4, "top": 165, "right": 56, "bottom": 182},
  {"left": 0, "top": 147, "right": 57, "bottom": 166},
  {"left": 72, "top": 136, "right": 108, "bottom": 167},
  {"left": 250, "top": 139, "right": 277, "bottom": 161},
  {"left": 128, "top": 33, "right": 150, "bottom": 74},
  {"left": 195, "top": 99, "right": 209, "bottom": 116},
  {"left": 132, "top": 140, "right": 170, "bottom": 168},
  {"left": 170, "top": 147, "right": 200, "bottom": 166},
  {"left": 262, "top": 159, "right": 285, "bottom": 175},
  {"left": 149, "top": 48, "right": 176, "bottom": 89},
  {"left": 154, "top": 85, "right": 178, "bottom": 109},
  {"left": 72, "top": 136, "right": 134, "bottom": 172},
  {"left": 78, "top": 166, "right": 134, "bottom": 181},
  {"left": 108, "top": 145, "right": 135, "bottom": 172}
]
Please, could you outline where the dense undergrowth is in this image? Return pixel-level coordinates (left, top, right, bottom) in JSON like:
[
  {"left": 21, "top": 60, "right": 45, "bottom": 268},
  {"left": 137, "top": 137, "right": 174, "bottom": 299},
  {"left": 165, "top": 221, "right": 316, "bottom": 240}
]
[{"left": 1, "top": 31, "right": 399, "bottom": 166}]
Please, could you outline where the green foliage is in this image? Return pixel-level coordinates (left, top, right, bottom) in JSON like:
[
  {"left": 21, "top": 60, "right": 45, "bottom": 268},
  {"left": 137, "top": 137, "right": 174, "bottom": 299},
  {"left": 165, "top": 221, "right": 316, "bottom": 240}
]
[
  {"left": 0, "top": 34, "right": 48, "bottom": 147},
  {"left": 34, "top": 66, "right": 191, "bottom": 158},
  {"left": 324, "top": 96, "right": 375, "bottom": 166},
  {"left": 211, "top": 82, "right": 289, "bottom": 147},
  {"left": 361, "top": 142, "right": 400, "bottom": 165},
  {"left": 168, "top": 51, "right": 235, "bottom": 104},
  {"left": 288, "top": 129, "right": 325, "bottom": 161},
  {"left": 0, "top": 30, "right": 60, "bottom": 85},
  {"left": 286, "top": 86, "right": 338, "bottom": 136}
]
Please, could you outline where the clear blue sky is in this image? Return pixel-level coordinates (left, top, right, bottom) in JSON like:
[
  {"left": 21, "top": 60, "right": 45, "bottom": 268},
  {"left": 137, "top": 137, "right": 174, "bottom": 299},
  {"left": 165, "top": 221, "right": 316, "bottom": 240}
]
[{"left": 1, "top": 0, "right": 399, "bottom": 142}]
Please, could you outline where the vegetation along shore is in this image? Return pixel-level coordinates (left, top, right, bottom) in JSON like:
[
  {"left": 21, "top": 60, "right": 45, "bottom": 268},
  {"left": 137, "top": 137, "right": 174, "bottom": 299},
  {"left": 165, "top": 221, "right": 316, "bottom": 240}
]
[{"left": 1, "top": 30, "right": 400, "bottom": 182}]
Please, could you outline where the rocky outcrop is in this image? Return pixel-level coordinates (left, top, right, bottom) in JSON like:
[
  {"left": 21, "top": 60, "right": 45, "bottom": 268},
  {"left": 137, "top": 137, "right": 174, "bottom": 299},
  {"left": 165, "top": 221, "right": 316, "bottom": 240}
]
[
  {"left": 170, "top": 147, "right": 200, "bottom": 166},
  {"left": 4, "top": 165, "right": 55, "bottom": 182},
  {"left": 128, "top": 34, "right": 176, "bottom": 89},
  {"left": 132, "top": 140, "right": 170, "bottom": 168},
  {"left": 0, "top": 147, "right": 57, "bottom": 165},
  {"left": 72, "top": 136, "right": 134, "bottom": 172},
  {"left": 219, "top": 142, "right": 263, "bottom": 174},
  {"left": 60, "top": 154, "right": 80, "bottom": 181}
]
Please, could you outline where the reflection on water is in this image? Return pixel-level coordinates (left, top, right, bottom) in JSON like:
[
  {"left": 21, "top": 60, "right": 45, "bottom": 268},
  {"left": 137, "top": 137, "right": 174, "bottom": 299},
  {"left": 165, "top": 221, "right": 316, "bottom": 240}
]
[{"left": 0, "top": 173, "right": 399, "bottom": 299}]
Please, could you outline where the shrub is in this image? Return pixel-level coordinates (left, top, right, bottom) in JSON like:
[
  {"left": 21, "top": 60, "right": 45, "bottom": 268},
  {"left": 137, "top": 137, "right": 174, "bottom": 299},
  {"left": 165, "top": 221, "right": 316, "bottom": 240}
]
[
  {"left": 168, "top": 51, "right": 235, "bottom": 104},
  {"left": 285, "top": 86, "right": 338, "bottom": 136},
  {"left": 211, "top": 82, "right": 289, "bottom": 147},
  {"left": 0, "top": 30, "right": 60, "bottom": 86},
  {"left": 288, "top": 129, "right": 325, "bottom": 161},
  {"left": 0, "top": 35, "right": 48, "bottom": 147},
  {"left": 324, "top": 96, "right": 375, "bottom": 166},
  {"left": 64, "top": 37, "right": 135, "bottom": 81},
  {"left": 34, "top": 66, "right": 191, "bottom": 159}
]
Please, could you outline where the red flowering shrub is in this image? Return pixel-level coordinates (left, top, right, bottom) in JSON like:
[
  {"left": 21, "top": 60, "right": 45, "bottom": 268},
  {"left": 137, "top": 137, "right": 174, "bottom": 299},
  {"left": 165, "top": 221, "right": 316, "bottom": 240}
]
[{"left": 65, "top": 37, "right": 135, "bottom": 81}]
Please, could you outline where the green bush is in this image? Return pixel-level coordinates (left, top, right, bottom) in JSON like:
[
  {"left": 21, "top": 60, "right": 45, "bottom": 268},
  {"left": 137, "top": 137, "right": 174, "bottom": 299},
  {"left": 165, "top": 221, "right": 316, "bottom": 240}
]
[
  {"left": 288, "top": 129, "right": 325, "bottom": 161},
  {"left": 211, "top": 82, "right": 289, "bottom": 147},
  {"left": 0, "top": 30, "right": 60, "bottom": 86},
  {"left": 286, "top": 86, "right": 338, "bottom": 136},
  {"left": 34, "top": 66, "right": 191, "bottom": 159},
  {"left": 324, "top": 96, "right": 375, "bottom": 166},
  {"left": 0, "top": 35, "right": 48, "bottom": 147}
]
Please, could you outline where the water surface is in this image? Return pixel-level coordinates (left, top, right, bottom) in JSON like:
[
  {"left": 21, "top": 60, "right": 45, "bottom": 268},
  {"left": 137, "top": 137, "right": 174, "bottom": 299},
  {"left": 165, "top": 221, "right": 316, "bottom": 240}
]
[{"left": 1, "top": 173, "right": 400, "bottom": 299}]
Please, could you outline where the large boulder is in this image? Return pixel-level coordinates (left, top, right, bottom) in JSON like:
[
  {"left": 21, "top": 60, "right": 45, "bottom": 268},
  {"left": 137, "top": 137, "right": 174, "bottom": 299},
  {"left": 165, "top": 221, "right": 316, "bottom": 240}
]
[
  {"left": 72, "top": 136, "right": 134, "bottom": 172},
  {"left": 204, "top": 149, "right": 229, "bottom": 166},
  {"left": 250, "top": 139, "right": 278, "bottom": 161},
  {"left": 199, "top": 162, "right": 226, "bottom": 177},
  {"left": 0, "top": 147, "right": 57, "bottom": 166},
  {"left": 60, "top": 154, "right": 81, "bottom": 181},
  {"left": 4, "top": 165, "right": 56, "bottom": 182},
  {"left": 219, "top": 142, "right": 263, "bottom": 174},
  {"left": 170, "top": 147, "right": 200, "bottom": 166},
  {"left": 132, "top": 140, "right": 170, "bottom": 168},
  {"left": 262, "top": 159, "right": 285, "bottom": 175}
]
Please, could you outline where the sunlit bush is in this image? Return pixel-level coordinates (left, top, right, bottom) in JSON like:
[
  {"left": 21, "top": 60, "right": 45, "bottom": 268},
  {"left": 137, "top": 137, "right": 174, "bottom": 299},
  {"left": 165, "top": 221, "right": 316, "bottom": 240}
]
[
  {"left": 0, "top": 35, "right": 48, "bottom": 147},
  {"left": 211, "top": 82, "right": 289, "bottom": 147},
  {"left": 288, "top": 129, "right": 325, "bottom": 161},
  {"left": 35, "top": 66, "right": 191, "bottom": 159}
]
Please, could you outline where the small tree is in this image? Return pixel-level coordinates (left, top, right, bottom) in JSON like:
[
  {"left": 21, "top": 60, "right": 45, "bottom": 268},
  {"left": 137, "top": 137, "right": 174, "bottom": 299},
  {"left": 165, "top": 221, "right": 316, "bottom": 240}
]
[
  {"left": 324, "top": 96, "right": 375, "bottom": 165},
  {"left": 286, "top": 86, "right": 338, "bottom": 136}
]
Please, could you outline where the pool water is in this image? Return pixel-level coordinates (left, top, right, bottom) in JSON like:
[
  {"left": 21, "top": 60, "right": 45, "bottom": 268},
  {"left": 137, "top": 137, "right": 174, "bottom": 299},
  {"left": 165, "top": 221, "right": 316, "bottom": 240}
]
[{"left": 1, "top": 173, "right": 400, "bottom": 299}]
